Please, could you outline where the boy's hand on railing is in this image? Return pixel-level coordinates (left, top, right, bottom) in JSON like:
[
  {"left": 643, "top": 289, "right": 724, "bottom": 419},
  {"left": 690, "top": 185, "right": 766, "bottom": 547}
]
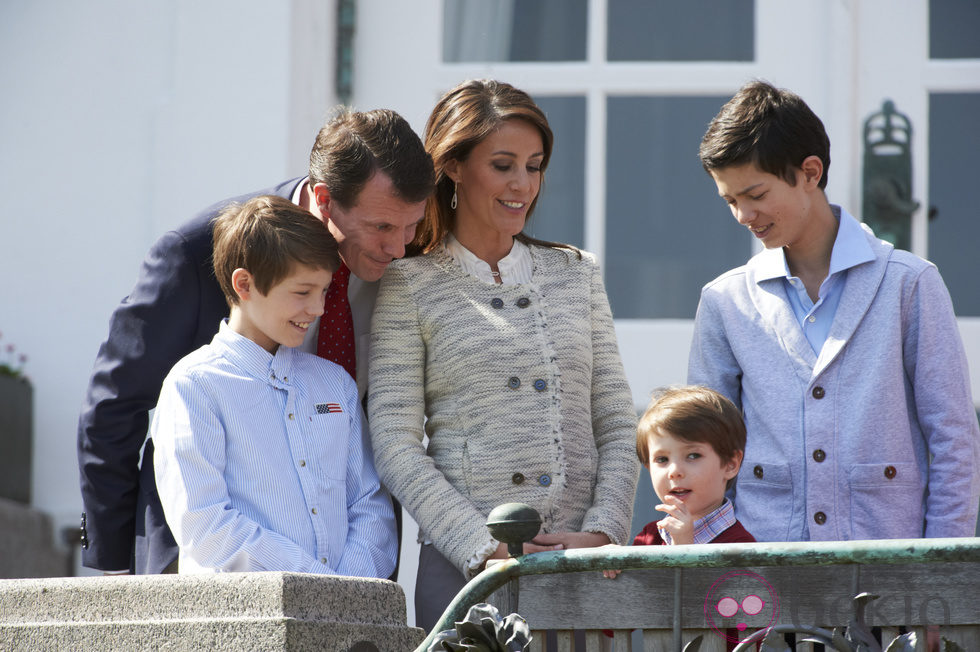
[
  {"left": 600, "top": 543, "right": 623, "bottom": 579},
  {"left": 656, "top": 494, "right": 694, "bottom": 544}
]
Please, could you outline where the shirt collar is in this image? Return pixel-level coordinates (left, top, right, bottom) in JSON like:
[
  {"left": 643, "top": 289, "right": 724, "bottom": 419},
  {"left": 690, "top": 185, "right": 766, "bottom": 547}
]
[
  {"left": 660, "top": 498, "right": 737, "bottom": 545},
  {"left": 444, "top": 233, "right": 531, "bottom": 284},
  {"left": 755, "top": 204, "right": 875, "bottom": 283},
  {"left": 212, "top": 320, "right": 295, "bottom": 386}
]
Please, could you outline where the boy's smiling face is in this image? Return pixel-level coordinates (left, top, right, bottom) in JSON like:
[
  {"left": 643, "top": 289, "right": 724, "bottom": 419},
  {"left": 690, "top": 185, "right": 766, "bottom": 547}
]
[
  {"left": 230, "top": 264, "right": 333, "bottom": 354},
  {"left": 710, "top": 157, "right": 824, "bottom": 253},
  {"left": 647, "top": 430, "right": 741, "bottom": 521}
]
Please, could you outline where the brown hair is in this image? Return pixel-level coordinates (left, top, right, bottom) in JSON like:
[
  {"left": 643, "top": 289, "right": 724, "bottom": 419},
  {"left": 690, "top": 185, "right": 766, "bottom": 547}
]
[
  {"left": 410, "top": 79, "right": 578, "bottom": 256},
  {"left": 212, "top": 195, "right": 340, "bottom": 306},
  {"left": 700, "top": 80, "right": 831, "bottom": 189},
  {"left": 637, "top": 386, "right": 746, "bottom": 489},
  {"left": 309, "top": 108, "right": 435, "bottom": 210}
]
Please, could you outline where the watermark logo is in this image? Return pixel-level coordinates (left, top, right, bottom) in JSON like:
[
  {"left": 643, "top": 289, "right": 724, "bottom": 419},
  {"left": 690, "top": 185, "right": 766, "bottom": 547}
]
[{"left": 704, "top": 570, "right": 779, "bottom": 644}]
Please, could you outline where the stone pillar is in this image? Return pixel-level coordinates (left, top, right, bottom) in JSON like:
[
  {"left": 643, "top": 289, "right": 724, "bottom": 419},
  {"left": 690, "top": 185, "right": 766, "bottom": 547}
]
[
  {"left": 0, "top": 497, "right": 71, "bottom": 578},
  {"left": 0, "top": 572, "right": 425, "bottom": 651}
]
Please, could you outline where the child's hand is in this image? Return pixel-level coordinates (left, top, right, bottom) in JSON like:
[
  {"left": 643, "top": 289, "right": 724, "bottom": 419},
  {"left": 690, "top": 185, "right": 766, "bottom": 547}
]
[
  {"left": 599, "top": 543, "right": 622, "bottom": 579},
  {"left": 655, "top": 494, "right": 695, "bottom": 545}
]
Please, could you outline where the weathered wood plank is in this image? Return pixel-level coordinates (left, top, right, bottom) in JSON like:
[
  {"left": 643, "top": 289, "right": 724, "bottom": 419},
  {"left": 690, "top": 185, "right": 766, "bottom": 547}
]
[
  {"left": 499, "top": 561, "right": 980, "bottom": 633},
  {"left": 555, "top": 629, "right": 573, "bottom": 652}
]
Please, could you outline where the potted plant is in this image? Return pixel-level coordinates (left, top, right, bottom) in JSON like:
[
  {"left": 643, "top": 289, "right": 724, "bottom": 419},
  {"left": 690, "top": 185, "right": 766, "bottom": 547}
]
[{"left": 0, "top": 331, "right": 32, "bottom": 504}]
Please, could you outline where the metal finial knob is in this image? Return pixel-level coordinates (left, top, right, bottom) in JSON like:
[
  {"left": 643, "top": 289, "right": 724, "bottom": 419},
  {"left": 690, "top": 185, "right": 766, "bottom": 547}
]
[{"left": 486, "top": 503, "right": 542, "bottom": 558}]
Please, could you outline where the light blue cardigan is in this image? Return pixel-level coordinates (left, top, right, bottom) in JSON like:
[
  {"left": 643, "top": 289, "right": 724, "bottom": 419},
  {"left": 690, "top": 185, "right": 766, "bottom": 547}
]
[{"left": 689, "top": 212, "right": 980, "bottom": 541}]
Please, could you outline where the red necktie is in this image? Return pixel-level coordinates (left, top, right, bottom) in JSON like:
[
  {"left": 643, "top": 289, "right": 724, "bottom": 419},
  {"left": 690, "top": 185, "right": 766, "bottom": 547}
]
[{"left": 316, "top": 263, "right": 356, "bottom": 381}]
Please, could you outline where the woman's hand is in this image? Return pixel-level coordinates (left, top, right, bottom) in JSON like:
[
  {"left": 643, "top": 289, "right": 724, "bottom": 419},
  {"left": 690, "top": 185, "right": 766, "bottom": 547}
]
[
  {"left": 486, "top": 538, "right": 566, "bottom": 562},
  {"left": 531, "top": 531, "right": 611, "bottom": 550},
  {"left": 655, "top": 494, "right": 694, "bottom": 545}
]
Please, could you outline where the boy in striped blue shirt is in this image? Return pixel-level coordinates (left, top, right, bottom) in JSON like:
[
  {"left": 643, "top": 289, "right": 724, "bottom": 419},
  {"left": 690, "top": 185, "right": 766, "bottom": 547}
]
[{"left": 151, "top": 195, "right": 396, "bottom": 576}]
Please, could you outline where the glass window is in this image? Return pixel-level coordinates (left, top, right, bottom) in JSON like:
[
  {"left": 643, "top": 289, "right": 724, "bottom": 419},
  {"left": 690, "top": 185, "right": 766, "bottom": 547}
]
[
  {"left": 443, "top": 0, "right": 587, "bottom": 62},
  {"left": 928, "top": 92, "right": 980, "bottom": 316},
  {"left": 605, "top": 96, "right": 751, "bottom": 319},
  {"left": 929, "top": 1, "right": 980, "bottom": 59},
  {"left": 608, "top": 0, "right": 754, "bottom": 62},
  {"left": 525, "top": 96, "right": 586, "bottom": 249}
]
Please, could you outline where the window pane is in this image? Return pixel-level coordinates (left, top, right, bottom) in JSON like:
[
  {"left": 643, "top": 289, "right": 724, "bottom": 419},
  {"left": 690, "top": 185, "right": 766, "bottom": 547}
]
[
  {"left": 526, "top": 96, "right": 585, "bottom": 249},
  {"left": 443, "top": 0, "right": 587, "bottom": 62},
  {"left": 608, "top": 0, "right": 754, "bottom": 62},
  {"left": 928, "top": 92, "right": 980, "bottom": 316},
  {"left": 605, "top": 96, "right": 751, "bottom": 319},
  {"left": 930, "top": 1, "right": 980, "bottom": 59}
]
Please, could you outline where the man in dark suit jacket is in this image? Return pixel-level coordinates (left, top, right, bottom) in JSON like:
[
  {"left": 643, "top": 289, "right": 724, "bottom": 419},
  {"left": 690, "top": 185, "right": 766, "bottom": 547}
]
[{"left": 77, "top": 109, "right": 434, "bottom": 574}]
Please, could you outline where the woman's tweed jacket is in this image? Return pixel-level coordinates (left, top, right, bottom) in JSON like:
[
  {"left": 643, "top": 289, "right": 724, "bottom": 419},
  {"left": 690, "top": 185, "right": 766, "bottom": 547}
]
[{"left": 368, "top": 244, "right": 639, "bottom": 575}]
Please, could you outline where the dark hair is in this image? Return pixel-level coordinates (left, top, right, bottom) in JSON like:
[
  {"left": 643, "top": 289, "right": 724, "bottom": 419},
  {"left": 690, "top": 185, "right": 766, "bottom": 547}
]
[
  {"left": 700, "top": 80, "right": 831, "bottom": 189},
  {"left": 411, "top": 79, "right": 578, "bottom": 256},
  {"left": 637, "top": 386, "right": 746, "bottom": 489},
  {"left": 309, "top": 108, "right": 435, "bottom": 210},
  {"left": 212, "top": 195, "right": 340, "bottom": 306}
]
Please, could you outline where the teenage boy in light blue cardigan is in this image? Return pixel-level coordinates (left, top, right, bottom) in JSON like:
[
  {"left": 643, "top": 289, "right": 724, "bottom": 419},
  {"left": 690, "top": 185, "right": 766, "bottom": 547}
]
[{"left": 689, "top": 80, "right": 980, "bottom": 543}]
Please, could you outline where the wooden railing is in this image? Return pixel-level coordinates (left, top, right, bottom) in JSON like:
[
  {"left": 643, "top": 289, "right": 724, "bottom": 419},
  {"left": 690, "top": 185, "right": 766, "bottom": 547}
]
[{"left": 417, "top": 538, "right": 980, "bottom": 651}]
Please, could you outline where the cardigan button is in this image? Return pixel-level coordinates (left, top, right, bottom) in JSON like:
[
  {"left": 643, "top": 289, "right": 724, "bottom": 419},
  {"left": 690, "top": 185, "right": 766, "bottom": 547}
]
[
  {"left": 512, "top": 473, "right": 525, "bottom": 485},
  {"left": 533, "top": 379, "right": 547, "bottom": 391},
  {"left": 507, "top": 377, "right": 521, "bottom": 389},
  {"left": 491, "top": 298, "right": 504, "bottom": 309},
  {"left": 811, "top": 386, "right": 825, "bottom": 399},
  {"left": 812, "top": 449, "right": 826, "bottom": 463},
  {"left": 538, "top": 474, "right": 552, "bottom": 487},
  {"left": 753, "top": 465, "right": 763, "bottom": 479},
  {"left": 884, "top": 465, "right": 897, "bottom": 479},
  {"left": 516, "top": 297, "right": 531, "bottom": 308},
  {"left": 813, "top": 511, "right": 826, "bottom": 525}
]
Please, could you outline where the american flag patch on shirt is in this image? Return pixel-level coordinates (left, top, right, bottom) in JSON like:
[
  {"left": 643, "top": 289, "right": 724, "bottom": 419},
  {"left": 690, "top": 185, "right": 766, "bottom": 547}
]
[{"left": 315, "top": 402, "right": 343, "bottom": 414}]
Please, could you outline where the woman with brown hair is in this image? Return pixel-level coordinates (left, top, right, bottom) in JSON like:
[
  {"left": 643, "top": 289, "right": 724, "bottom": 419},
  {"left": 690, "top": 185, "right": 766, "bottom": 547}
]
[{"left": 368, "top": 79, "right": 639, "bottom": 630}]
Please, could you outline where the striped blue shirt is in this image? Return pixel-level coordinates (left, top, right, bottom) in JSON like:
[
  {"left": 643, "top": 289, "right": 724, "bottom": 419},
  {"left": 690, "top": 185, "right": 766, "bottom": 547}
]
[
  {"left": 151, "top": 321, "right": 397, "bottom": 576},
  {"left": 660, "top": 498, "right": 737, "bottom": 545}
]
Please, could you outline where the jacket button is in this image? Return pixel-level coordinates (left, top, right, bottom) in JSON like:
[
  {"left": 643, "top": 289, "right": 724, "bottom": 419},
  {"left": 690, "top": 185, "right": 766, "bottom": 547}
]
[
  {"left": 508, "top": 377, "right": 521, "bottom": 389},
  {"left": 533, "top": 379, "right": 547, "bottom": 391},
  {"left": 753, "top": 465, "right": 764, "bottom": 479},
  {"left": 884, "top": 465, "right": 897, "bottom": 479},
  {"left": 811, "top": 386, "right": 825, "bottom": 399},
  {"left": 538, "top": 474, "right": 552, "bottom": 487},
  {"left": 512, "top": 473, "right": 525, "bottom": 485},
  {"left": 516, "top": 297, "right": 531, "bottom": 308},
  {"left": 491, "top": 298, "right": 504, "bottom": 309},
  {"left": 812, "top": 449, "right": 826, "bottom": 463},
  {"left": 813, "top": 511, "right": 826, "bottom": 525}
]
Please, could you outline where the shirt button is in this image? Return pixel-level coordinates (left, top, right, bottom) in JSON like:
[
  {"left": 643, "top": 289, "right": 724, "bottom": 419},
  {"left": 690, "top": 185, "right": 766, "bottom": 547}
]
[
  {"left": 811, "top": 386, "right": 825, "bottom": 399},
  {"left": 311, "top": 507, "right": 317, "bottom": 515},
  {"left": 814, "top": 511, "right": 827, "bottom": 525},
  {"left": 753, "top": 465, "right": 764, "bottom": 479},
  {"left": 508, "top": 377, "right": 521, "bottom": 389},
  {"left": 512, "top": 473, "right": 525, "bottom": 485},
  {"left": 812, "top": 449, "right": 826, "bottom": 463},
  {"left": 807, "top": 316, "right": 816, "bottom": 323},
  {"left": 884, "top": 465, "right": 897, "bottom": 479},
  {"left": 516, "top": 297, "right": 531, "bottom": 308},
  {"left": 538, "top": 474, "right": 552, "bottom": 487},
  {"left": 320, "top": 557, "right": 327, "bottom": 564},
  {"left": 491, "top": 298, "right": 504, "bottom": 309},
  {"left": 533, "top": 379, "right": 547, "bottom": 391},
  {"left": 288, "top": 413, "right": 295, "bottom": 420},
  {"left": 299, "top": 460, "right": 306, "bottom": 467}
]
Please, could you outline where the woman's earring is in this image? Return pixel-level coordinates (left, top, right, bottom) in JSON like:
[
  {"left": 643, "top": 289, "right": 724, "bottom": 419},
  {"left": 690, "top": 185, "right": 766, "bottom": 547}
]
[{"left": 451, "top": 182, "right": 458, "bottom": 210}]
